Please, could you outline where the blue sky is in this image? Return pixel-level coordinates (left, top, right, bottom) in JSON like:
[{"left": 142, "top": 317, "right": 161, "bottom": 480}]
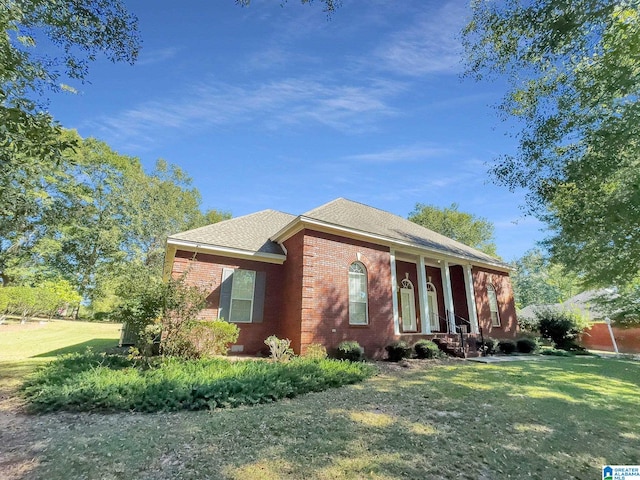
[{"left": 46, "top": 0, "right": 545, "bottom": 261}]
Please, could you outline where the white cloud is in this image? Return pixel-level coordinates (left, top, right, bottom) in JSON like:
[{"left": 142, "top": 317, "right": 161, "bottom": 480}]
[
  {"left": 137, "top": 47, "right": 180, "bottom": 66},
  {"left": 373, "top": 1, "right": 468, "bottom": 76},
  {"left": 92, "top": 77, "right": 405, "bottom": 147},
  {"left": 343, "top": 144, "right": 452, "bottom": 163}
]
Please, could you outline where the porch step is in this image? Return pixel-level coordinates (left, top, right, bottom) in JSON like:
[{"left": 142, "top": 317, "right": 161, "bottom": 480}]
[{"left": 432, "top": 336, "right": 478, "bottom": 359}]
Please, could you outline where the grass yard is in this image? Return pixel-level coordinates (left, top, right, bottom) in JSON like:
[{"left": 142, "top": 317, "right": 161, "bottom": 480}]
[
  {"left": 0, "top": 319, "right": 122, "bottom": 408},
  {"left": 0, "top": 350, "right": 637, "bottom": 479}
]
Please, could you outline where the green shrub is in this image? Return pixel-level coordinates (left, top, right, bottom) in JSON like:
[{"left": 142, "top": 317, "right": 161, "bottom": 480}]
[
  {"left": 115, "top": 275, "right": 209, "bottom": 357},
  {"left": 265, "top": 335, "right": 294, "bottom": 362},
  {"left": 517, "top": 315, "right": 539, "bottom": 333},
  {"left": 476, "top": 337, "right": 499, "bottom": 355},
  {"left": 303, "top": 343, "right": 327, "bottom": 360},
  {"left": 385, "top": 341, "right": 412, "bottom": 362},
  {"left": 516, "top": 338, "right": 539, "bottom": 354},
  {"left": 191, "top": 320, "right": 239, "bottom": 356},
  {"left": 335, "top": 341, "right": 364, "bottom": 362},
  {"left": 535, "top": 308, "right": 589, "bottom": 350},
  {"left": 498, "top": 339, "right": 517, "bottom": 354},
  {"left": 21, "top": 351, "right": 376, "bottom": 413},
  {"left": 414, "top": 339, "right": 441, "bottom": 359}
]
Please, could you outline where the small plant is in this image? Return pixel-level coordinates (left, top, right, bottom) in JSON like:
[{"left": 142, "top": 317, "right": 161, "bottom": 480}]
[
  {"left": 385, "top": 341, "right": 412, "bottom": 362},
  {"left": 303, "top": 343, "right": 328, "bottom": 360},
  {"left": 335, "top": 340, "right": 364, "bottom": 362},
  {"left": 265, "top": 335, "right": 294, "bottom": 362},
  {"left": 414, "top": 339, "right": 441, "bottom": 359},
  {"left": 498, "top": 339, "right": 517, "bottom": 354},
  {"left": 516, "top": 337, "right": 539, "bottom": 354},
  {"left": 476, "top": 337, "right": 499, "bottom": 355}
]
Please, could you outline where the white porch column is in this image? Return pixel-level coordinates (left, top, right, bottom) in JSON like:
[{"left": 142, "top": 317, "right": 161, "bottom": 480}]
[
  {"left": 463, "top": 264, "right": 480, "bottom": 334},
  {"left": 417, "top": 256, "right": 431, "bottom": 334},
  {"left": 441, "top": 260, "right": 455, "bottom": 333},
  {"left": 390, "top": 249, "right": 400, "bottom": 335}
]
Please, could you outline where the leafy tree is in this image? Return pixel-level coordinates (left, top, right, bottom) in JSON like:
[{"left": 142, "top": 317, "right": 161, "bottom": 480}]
[
  {"left": 511, "top": 248, "right": 580, "bottom": 309},
  {"left": 463, "top": 1, "right": 640, "bottom": 291},
  {"left": 236, "top": 0, "right": 341, "bottom": 14},
  {"left": 1, "top": 0, "right": 139, "bottom": 163},
  {"left": 408, "top": 203, "right": 498, "bottom": 256},
  {"left": 123, "top": 159, "right": 230, "bottom": 270}
]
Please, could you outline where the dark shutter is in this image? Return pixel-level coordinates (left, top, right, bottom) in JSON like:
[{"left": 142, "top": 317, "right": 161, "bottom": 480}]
[
  {"left": 219, "top": 268, "right": 234, "bottom": 321},
  {"left": 252, "top": 271, "right": 266, "bottom": 323}
]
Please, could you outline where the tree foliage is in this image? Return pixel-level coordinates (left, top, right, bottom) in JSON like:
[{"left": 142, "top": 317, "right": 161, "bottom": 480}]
[
  {"left": 408, "top": 203, "right": 498, "bottom": 257},
  {"left": 1, "top": 130, "right": 228, "bottom": 317},
  {"left": 1, "top": 0, "right": 139, "bottom": 162},
  {"left": 463, "top": 1, "right": 640, "bottom": 291},
  {"left": 511, "top": 248, "right": 580, "bottom": 309}
]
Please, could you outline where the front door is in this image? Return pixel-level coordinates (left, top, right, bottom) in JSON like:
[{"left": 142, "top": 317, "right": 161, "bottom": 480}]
[{"left": 400, "top": 287, "right": 417, "bottom": 332}]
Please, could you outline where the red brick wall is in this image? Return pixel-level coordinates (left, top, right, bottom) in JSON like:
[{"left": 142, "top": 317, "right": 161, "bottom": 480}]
[
  {"left": 580, "top": 323, "right": 640, "bottom": 354},
  {"left": 171, "top": 250, "right": 285, "bottom": 354},
  {"left": 280, "top": 231, "right": 305, "bottom": 353},
  {"left": 472, "top": 267, "right": 517, "bottom": 338},
  {"left": 298, "top": 230, "right": 395, "bottom": 358},
  {"left": 396, "top": 260, "right": 421, "bottom": 332}
]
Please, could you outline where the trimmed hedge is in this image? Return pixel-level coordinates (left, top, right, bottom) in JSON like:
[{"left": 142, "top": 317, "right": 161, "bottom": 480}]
[
  {"left": 335, "top": 340, "right": 364, "bottom": 362},
  {"left": 498, "top": 339, "right": 517, "bottom": 355},
  {"left": 414, "top": 339, "right": 441, "bottom": 359},
  {"left": 516, "top": 338, "right": 539, "bottom": 354},
  {"left": 385, "top": 341, "right": 412, "bottom": 362},
  {"left": 22, "top": 351, "right": 376, "bottom": 413}
]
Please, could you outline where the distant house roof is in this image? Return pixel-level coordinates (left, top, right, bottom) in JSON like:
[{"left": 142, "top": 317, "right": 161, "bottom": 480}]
[
  {"left": 167, "top": 198, "right": 509, "bottom": 269},
  {"left": 518, "top": 289, "right": 614, "bottom": 320}
]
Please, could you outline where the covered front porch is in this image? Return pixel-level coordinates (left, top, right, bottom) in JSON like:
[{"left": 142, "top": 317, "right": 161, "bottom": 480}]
[{"left": 389, "top": 249, "right": 480, "bottom": 338}]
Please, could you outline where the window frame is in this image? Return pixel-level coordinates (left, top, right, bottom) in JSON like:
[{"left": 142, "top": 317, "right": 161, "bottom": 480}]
[
  {"left": 229, "top": 269, "right": 256, "bottom": 323},
  {"left": 487, "top": 283, "right": 501, "bottom": 327},
  {"left": 348, "top": 261, "right": 369, "bottom": 326}
]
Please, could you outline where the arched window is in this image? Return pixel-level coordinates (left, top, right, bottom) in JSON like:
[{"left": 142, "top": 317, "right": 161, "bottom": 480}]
[
  {"left": 426, "top": 282, "right": 440, "bottom": 332},
  {"left": 487, "top": 283, "right": 500, "bottom": 326},
  {"left": 348, "top": 262, "right": 368, "bottom": 325},
  {"left": 399, "top": 277, "right": 416, "bottom": 332}
]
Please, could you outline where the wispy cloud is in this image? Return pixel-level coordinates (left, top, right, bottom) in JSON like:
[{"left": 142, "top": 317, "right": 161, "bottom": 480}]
[
  {"left": 137, "top": 47, "right": 180, "bottom": 66},
  {"left": 92, "top": 77, "right": 405, "bottom": 148},
  {"left": 373, "top": 1, "right": 468, "bottom": 76},
  {"left": 343, "top": 144, "right": 452, "bottom": 163}
]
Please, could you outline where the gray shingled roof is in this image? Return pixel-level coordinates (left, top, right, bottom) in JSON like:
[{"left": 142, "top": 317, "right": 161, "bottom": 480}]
[
  {"left": 169, "top": 198, "right": 508, "bottom": 267},
  {"left": 168, "top": 210, "right": 295, "bottom": 256},
  {"left": 301, "top": 198, "right": 506, "bottom": 266}
]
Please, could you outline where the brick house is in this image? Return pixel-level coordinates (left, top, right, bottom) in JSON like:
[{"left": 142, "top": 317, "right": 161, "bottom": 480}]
[{"left": 164, "top": 198, "right": 518, "bottom": 358}]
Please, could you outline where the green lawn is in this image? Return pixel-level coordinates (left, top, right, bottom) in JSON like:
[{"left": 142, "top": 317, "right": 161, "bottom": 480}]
[
  {"left": 0, "top": 319, "right": 121, "bottom": 397},
  {"left": 1, "top": 323, "right": 639, "bottom": 479}
]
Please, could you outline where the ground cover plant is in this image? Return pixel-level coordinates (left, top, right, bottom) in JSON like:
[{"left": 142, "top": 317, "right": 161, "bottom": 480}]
[{"left": 22, "top": 351, "right": 376, "bottom": 413}]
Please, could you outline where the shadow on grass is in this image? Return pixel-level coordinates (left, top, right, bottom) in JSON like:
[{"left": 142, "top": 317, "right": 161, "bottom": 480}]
[
  {"left": 18, "top": 357, "right": 640, "bottom": 480},
  {"left": 31, "top": 338, "right": 119, "bottom": 358}
]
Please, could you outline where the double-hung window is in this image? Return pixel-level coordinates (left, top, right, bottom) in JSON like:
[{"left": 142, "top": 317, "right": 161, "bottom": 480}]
[
  {"left": 229, "top": 269, "right": 256, "bottom": 323},
  {"left": 219, "top": 268, "right": 265, "bottom": 324}
]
